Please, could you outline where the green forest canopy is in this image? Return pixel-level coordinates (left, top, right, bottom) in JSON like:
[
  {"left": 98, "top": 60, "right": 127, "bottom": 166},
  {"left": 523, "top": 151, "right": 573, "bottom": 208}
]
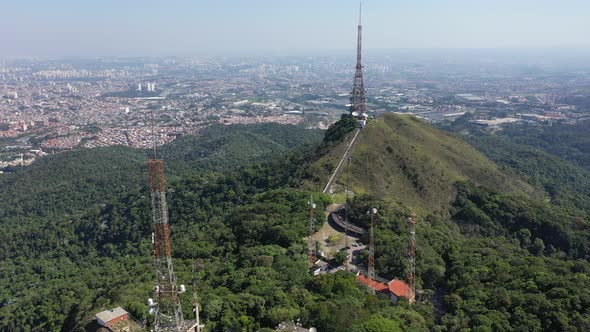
[{"left": 0, "top": 117, "right": 589, "bottom": 331}]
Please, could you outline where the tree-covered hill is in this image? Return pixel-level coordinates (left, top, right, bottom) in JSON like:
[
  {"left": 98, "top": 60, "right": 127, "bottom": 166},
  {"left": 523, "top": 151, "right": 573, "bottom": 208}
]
[
  {"left": 497, "top": 120, "right": 590, "bottom": 170},
  {"left": 1, "top": 116, "right": 589, "bottom": 331},
  {"left": 160, "top": 123, "right": 324, "bottom": 177},
  {"left": 439, "top": 117, "right": 590, "bottom": 258},
  {"left": 0, "top": 123, "right": 322, "bottom": 220},
  {"left": 0, "top": 123, "right": 323, "bottom": 330}
]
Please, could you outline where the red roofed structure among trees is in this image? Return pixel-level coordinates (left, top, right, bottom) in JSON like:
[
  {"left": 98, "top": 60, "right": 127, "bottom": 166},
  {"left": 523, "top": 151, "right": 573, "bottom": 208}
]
[{"left": 356, "top": 274, "right": 416, "bottom": 303}]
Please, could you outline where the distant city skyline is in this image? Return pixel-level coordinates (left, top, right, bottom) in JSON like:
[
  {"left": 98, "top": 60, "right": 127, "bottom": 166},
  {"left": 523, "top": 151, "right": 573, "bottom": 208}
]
[{"left": 2, "top": 0, "right": 590, "bottom": 56}]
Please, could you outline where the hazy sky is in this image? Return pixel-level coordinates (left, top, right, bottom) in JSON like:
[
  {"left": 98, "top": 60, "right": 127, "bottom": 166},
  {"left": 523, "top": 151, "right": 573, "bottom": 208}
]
[{"left": 2, "top": 0, "right": 589, "bottom": 56}]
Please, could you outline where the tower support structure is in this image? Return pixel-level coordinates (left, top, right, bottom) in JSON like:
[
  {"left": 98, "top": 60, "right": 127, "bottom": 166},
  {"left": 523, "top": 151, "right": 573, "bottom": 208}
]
[
  {"left": 148, "top": 159, "right": 184, "bottom": 331},
  {"left": 407, "top": 212, "right": 417, "bottom": 299}
]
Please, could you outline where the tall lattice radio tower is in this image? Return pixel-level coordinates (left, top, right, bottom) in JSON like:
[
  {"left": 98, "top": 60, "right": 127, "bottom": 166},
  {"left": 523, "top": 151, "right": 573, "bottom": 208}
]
[
  {"left": 147, "top": 158, "right": 185, "bottom": 331},
  {"left": 350, "top": 2, "right": 367, "bottom": 118},
  {"left": 146, "top": 107, "right": 195, "bottom": 331}
]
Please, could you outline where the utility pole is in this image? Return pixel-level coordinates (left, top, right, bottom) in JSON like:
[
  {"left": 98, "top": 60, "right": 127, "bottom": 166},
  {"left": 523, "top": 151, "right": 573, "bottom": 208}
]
[
  {"left": 192, "top": 260, "right": 202, "bottom": 332},
  {"left": 308, "top": 195, "right": 317, "bottom": 269},
  {"left": 408, "top": 212, "right": 417, "bottom": 303},
  {"left": 368, "top": 207, "right": 377, "bottom": 286},
  {"left": 344, "top": 156, "right": 351, "bottom": 252}
]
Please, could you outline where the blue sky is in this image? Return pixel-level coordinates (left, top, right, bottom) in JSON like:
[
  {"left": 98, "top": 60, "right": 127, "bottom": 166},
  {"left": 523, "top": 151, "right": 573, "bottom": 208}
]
[{"left": 1, "top": 0, "right": 589, "bottom": 56}]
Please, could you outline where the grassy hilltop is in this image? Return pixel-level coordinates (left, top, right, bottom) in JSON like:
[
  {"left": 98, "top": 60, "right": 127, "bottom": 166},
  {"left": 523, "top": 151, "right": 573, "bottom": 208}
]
[{"left": 313, "top": 113, "right": 536, "bottom": 213}]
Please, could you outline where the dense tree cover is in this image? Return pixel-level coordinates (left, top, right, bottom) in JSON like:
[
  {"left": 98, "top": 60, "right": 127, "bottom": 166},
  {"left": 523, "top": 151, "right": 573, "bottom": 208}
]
[
  {"left": 0, "top": 119, "right": 376, "bottom": 331},
  {"left": 322, "top": 114, "right": 358, "bottom": 143},
  {"left": 159, "top": 123, "right": 324, "bottom": 177},
  {"left": 442, "top": 237, "right": 590, "bottom": 332},
  {"left": 0, "top": 123, "right": 322, "bottom": 221},
  {"left": 440, "top": 118, "right": 590, "bottom": 256},
  {"left": 344, "top": 189, "right": 590, "bottom": 332},
  {"left": 0, "top": 124, "right": 324, "bottom": 330},
  {"left": 466, "top": 135, "right": 590, "bottom": 211},
  {"left": 442, "top": 115, "right": 590, "bottom": 172},
  {"left": 1, "top": 116, "right": 589, "bottom": 331},
  {"left": 497, "top": 120, "right": 590, "bottom": 171},
  {"left": 0, "top": 146, "right": 146, "bottom": 219},
  {"left": 433, "top": 118, "right": 590, "bottom": 330},
  {"left": 452, "top": 181, "right": 590, "bottom": 259}
]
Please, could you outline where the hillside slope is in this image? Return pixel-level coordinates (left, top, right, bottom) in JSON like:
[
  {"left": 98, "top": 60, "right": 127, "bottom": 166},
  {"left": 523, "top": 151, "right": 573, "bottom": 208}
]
[
  {"left": 313, "top": 113, "right": 536, "bottom": 213},
  {"left": 160, "top": 123, "right": 323, "bottom": 176},
  {"left": 0, "top": 123, "right": 322, "bottom": 220}
]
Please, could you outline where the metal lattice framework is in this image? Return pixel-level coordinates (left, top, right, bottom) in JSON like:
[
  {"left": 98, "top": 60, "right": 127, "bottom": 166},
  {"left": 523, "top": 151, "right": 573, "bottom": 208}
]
[
  {"left": 368, "top": 207, "right": 377, "bottom": 285},
  {"left": 148, "top": 159, "right": 184, "bottom": 331},
  {"left": 308, "top": 195, "right": 317, "bottom": 268},
  {"left": 407, "top": 212, "right": 417, "bottom": 298},
  {"left": 350, "top": 2, "right": 366, "bottom": 117}
]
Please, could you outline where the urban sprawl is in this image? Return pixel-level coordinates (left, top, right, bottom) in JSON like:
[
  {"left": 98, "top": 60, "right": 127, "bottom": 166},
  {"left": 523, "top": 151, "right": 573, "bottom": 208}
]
[{"left": 1, "top": 54, "right": 589, "bottom": 169}]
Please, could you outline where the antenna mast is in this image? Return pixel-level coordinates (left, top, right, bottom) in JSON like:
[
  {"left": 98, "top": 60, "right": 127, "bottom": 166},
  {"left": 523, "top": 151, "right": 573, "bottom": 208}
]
[{"left": 367, "top": 207, "right": 377, "bottom": 287}]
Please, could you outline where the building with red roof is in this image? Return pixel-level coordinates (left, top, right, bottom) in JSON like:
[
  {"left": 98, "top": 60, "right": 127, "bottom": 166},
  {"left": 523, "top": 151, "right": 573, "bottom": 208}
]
[{"left": 356, "top": 274, "right": 415, "bottom": 303}]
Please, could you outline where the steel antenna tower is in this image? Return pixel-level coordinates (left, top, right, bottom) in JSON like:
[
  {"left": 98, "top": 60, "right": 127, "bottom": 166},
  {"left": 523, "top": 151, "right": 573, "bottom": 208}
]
[
  {"left": 147, "top": 107, "right": 185, "bottom": 331},
  {"left": 350, "top": 1, "right": 366, "bottom": 117},
  {"left": 408, "top": 212, "right": 417, "bottom": 300},
  {"left": 148, "top": 159, "right": 185, "bottom": 331},
  {"left": 308, "top": 195, "right": 317, "bottom": 268},
  {"left": 368, "top": 207, "right": 377, "bottom": 285}
]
